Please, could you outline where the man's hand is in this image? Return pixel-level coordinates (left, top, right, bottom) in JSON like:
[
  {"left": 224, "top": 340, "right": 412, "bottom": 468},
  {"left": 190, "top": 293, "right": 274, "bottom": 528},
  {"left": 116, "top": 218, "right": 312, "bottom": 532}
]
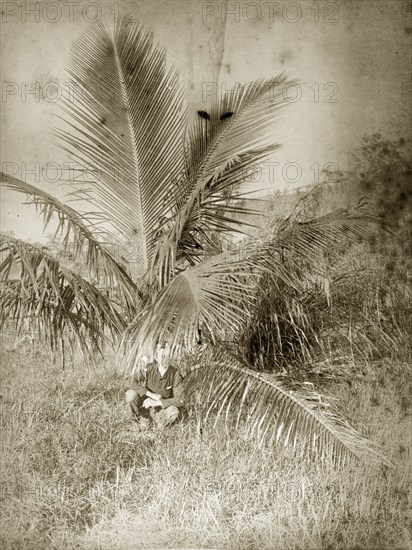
[
  {"left": 145, "top": 391, "right": 161, "bottom": 401},
  {"left": 142, "top": 397, "right": 162, "bottom": 409}
]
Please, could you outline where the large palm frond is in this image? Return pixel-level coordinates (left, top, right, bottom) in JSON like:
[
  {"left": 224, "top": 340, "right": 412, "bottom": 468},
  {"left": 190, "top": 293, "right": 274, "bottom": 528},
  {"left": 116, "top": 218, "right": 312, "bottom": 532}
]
[
  {"left": 55, "top": 18, "right": 186, "bottom": 276},
  {"left": 275, "top": 199, "right": 386, "bottom": 260},
  {"left": 187, "top": 77, "right": 290, "bottom": 186},
  {"left": 184, "top": 348, "right": 392, "bottom": 467},
  {"left": 120, "top": 244, "right": 298, "bottom": 367},
  {"left": 151, "top": 76, "right": 295, "bottom": 287},
  {"left": 0, "top": 173, "right": 140, "bottom": 312},
  {"left": 0, "top": 234, "right": 125, "bottom": 355}
]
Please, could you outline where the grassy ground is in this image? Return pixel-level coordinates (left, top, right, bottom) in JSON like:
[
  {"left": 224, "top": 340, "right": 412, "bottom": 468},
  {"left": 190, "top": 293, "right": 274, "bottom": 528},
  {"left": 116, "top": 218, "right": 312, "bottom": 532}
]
[{"left": 0, "top": 343, "right": 411, "bottom": 549}]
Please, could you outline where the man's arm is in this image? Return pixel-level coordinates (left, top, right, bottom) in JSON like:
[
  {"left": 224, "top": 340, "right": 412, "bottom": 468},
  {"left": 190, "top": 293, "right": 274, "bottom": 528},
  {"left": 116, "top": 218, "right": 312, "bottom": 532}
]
[
  {"left": 130, "top": 364, "right": 162, "bottom": 401},
  {"left": 161, "top": 370, "right": 185, "bottom": 408}
]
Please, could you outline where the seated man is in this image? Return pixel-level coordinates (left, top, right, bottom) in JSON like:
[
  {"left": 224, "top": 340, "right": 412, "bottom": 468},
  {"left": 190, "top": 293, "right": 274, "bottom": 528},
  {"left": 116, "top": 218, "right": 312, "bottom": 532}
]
[{"left": 125, "top": 342, "right": 184, "bottom": 430}]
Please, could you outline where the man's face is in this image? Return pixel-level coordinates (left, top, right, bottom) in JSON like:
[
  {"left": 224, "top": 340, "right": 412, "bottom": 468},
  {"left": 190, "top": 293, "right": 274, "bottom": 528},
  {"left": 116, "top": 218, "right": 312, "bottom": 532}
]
[{"left": 156, "top": 343, "right": 169, "bottom": 367}]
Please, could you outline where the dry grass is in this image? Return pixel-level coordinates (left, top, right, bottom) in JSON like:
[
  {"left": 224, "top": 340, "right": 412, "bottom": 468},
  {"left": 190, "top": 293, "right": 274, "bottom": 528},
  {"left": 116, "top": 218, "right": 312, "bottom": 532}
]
[{"left": 0, "top": 341, "right": 411, "bottom": 549}]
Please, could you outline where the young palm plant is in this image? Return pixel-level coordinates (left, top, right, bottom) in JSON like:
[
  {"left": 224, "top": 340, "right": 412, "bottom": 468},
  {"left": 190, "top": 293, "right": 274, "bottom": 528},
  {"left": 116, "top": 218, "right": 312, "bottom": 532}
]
[{"left": 0, "top": 19, "right": 390, "bottom": 465}]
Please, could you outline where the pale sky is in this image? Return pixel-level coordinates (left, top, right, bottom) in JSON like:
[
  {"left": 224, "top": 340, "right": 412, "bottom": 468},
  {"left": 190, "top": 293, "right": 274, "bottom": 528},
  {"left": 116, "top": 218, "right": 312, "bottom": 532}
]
[{"left": 1, "top": 0, "right": 411, "bottom": 242}]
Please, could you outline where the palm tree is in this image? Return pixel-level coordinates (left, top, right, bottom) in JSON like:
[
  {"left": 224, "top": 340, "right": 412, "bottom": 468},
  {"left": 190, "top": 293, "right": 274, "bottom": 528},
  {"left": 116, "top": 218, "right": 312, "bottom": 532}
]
[{"left": 0, "top": 19, "right": 390, "bottom": 465}]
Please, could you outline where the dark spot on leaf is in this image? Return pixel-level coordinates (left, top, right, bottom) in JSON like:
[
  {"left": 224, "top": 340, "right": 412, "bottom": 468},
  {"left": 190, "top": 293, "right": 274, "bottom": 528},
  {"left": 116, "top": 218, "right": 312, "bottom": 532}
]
[
  {"left": 197, "top": 111, "right": 211, "bottom": 121},
  {"left": 220, "top": 112, "right": 234, "bottom": 121}
]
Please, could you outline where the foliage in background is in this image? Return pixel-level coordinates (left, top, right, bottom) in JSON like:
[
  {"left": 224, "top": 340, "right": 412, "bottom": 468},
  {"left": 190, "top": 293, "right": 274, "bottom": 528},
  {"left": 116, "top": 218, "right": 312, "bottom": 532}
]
[{"left": 240, "top": 134, "right": 411, "bottom": 371}]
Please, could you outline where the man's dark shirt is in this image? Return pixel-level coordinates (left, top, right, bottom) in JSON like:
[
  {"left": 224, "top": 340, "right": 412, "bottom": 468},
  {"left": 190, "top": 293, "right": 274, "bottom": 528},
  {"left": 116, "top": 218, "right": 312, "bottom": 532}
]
[{"left": 131, "top": 362, "right": 185, "bottom": 408}]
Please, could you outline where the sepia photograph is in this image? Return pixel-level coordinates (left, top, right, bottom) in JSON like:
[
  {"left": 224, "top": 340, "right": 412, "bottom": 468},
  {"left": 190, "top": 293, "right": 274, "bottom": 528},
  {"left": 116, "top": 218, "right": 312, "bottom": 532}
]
[{"left": 1, "top": 0, "right": 411, "bottom": 548}]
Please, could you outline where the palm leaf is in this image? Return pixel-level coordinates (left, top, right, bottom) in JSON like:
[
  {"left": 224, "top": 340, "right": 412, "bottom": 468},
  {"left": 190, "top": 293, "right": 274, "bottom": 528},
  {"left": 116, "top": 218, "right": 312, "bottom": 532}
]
[
  {"left": 273, "top": 200, "right": 387, "bottom": 276},
  {"left": 0, "top": 234, "right": 126, "bottom": 356},
  {"left": 151, "top": 76, "right": 295, "bottom": 287},
  {"left": 185, "top": 348, "right": 392, "bottom": 466},
  {"left": 0, "top": 173, "right": 140, "bottom": 312},
  {"left": 191, "top": 77, "right": 290, "bottom": 184},
  {"left": 183, "top": 76, "right": 291, "bottom": 195},
  {"left": 55, "top": 19, "right": 186, "bottom": 276},
  {"left": 120, "top": 244, "right": 298, "bottom": 369}
]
